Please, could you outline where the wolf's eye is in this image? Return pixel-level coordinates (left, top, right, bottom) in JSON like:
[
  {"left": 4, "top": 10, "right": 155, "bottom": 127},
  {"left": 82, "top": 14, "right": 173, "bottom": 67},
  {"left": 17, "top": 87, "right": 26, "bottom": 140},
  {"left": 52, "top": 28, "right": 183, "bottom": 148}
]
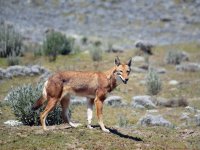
[
  {"left": 119, "top": 70, "right": 123, "bottom": 73},
  {"left": 127, "top": 70, "right": 130, "bottom": 74}
]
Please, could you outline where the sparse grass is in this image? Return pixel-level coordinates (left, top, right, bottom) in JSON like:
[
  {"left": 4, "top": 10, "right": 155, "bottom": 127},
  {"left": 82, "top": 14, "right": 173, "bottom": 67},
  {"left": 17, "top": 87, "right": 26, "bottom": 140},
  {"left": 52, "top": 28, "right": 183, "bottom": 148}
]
[{"left": 0, "top": 42, "right": 200, "bottom": 149}]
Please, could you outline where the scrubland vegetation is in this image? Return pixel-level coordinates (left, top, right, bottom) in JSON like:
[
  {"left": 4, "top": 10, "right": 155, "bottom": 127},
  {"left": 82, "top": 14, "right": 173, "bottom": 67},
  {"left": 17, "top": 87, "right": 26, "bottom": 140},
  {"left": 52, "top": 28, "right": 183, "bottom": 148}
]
[{"left": 0, "top": 0, "right": 200, "bottom": 150}]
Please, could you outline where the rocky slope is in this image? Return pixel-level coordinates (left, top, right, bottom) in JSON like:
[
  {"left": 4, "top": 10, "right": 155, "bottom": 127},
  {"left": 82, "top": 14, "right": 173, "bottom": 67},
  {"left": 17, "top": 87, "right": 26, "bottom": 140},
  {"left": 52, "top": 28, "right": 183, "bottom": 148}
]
[{"left": 0, "top": 0, "right": 200, "bottom": 46}]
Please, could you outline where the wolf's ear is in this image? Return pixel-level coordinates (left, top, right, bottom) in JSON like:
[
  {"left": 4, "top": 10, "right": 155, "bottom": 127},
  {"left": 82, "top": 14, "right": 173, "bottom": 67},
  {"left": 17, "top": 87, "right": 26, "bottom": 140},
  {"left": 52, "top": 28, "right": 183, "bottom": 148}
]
[
  {"left": 115, "top": 56, "right": 121, "bottom": 66},
  {"left": 127, "top": 57, "right": 132, "bottom": 67}
]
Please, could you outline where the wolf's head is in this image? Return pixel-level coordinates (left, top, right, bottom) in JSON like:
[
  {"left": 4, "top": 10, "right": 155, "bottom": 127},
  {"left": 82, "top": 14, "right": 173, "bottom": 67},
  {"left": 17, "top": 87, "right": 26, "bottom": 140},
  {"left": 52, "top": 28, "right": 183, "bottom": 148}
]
[{"left": 114, "top": 56, "right": 132, "bottom": 84}]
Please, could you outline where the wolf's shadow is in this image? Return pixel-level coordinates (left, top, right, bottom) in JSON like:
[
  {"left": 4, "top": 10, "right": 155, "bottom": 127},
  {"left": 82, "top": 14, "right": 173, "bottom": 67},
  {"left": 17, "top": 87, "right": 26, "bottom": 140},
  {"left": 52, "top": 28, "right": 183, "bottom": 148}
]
[{"left": 92, "top": 125, "right": 143, "bottom": 142}]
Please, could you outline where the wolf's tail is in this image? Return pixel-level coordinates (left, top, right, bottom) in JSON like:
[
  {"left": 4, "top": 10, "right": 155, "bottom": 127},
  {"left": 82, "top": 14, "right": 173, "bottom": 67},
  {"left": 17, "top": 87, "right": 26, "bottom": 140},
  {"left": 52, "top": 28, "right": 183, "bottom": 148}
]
[{"left": 32, "top": 96, "right": 46, "bottom": 110}]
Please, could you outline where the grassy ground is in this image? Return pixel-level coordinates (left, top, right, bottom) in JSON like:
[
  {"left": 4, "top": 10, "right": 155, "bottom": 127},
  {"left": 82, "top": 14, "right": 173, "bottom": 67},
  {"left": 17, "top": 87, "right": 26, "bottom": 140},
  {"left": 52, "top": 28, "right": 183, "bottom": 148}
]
[{"left": 0, "top": 42, "right": 200, "bottom": 149}]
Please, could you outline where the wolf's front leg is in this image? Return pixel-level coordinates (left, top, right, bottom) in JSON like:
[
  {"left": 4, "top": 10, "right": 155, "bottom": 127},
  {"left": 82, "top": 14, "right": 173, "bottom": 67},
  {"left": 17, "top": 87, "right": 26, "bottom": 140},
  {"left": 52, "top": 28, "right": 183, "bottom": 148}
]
[
  {"left": 95, "top": 98, "right": 110, "bottom": 133},
  {"left": 61, "top": 95, "right": 82, "bottom": 128},
  {"left": 87, "top": 98, "right": 94, "bottom": 129}
]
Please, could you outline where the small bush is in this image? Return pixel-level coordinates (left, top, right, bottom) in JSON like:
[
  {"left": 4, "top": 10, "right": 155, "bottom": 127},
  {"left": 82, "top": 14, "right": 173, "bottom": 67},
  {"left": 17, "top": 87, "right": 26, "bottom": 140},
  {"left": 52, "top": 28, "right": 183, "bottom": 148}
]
[
  {"left": 43, "top": 31, "right": 74, "bottom": 61},
  {"left": 0, "top": 23, "right": 23, "bottom": 57},
  {"left": 5, "top": 81, "right": 63, "bottom": 126},
  {"left": 81, "top": 36, "right": 88, "bottom": 45},
  {"left": 7, "top": 52, "right": 20, "bottom": 66},
  {"left": 90, "top": 47, "right": 103, "bottom": 62},
  {"left": 165, "top": 50, "right": 185, "bottom": 65},
  {"left": 118, "top": 114, "right": 128, "bottom": 127},
  {"left": 146, "top": 68, "right": 162, "bottom": 95}
]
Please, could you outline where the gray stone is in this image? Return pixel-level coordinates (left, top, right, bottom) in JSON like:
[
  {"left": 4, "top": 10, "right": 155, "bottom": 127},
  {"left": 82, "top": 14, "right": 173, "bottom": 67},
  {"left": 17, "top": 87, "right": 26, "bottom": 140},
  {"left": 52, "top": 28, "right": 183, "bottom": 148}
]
[
  {"left": 176, "top": 63, "right": 200, "bottom": 72},
  {"left": 132, "top": 56, "right": 145, "bottom": 62},
  {"left": 194, "top": 114, "right": 200, "bottom": 126},
  {"left": 0, "top": 68, "right": 6, "bottom": 79},
  {"left": 155, "top": 67, "right": 166, "bottom": 74},
  {"left": 132, "top": 95, "right": 156, "bottom": 109},
  {"left": 131, "top": 67, "right": 147, "bottom": 73},
  {"left": 169, "top": 80, "right": 179, "bottom": 85},
  {"left": 70, "top": 96, "right": 87, "bottom": 105},
  {"left": 185, "top": 106, "right": 196, "bottom": 113},
  {"left": 180, "top": 112, "right": 190, "bottom": 121},
  {"left": 105, "top": 96, "right": 126, "bottom": 107},
  {"left": 4, "top": 120, "right": 23, "bottom": 126},
  {"left": 0, "top": 65, "right": 50, "bottom": 80},
  {"left": 138, "top": 114, "right": 173, "bottom": 127},
  {"left": 31, "top": 65, "right": 40, "bottom": 74}
]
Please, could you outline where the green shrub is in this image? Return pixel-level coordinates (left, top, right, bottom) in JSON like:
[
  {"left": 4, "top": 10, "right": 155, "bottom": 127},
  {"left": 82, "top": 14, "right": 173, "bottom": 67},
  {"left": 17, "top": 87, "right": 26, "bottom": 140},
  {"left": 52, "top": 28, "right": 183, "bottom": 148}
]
[
  {"left": 165, "top": 50, "right": 183, "bottom": 65},
  {"left": 43, "top": 31, "right": 74, "bottom": 61},
  {"left": 5, "top": 81, "right": 63, "bottom": 126},
  {"left": 0, "top": 23, "right": 23, "bottom": 58},
  {"left": 118, "top": 114, "right": 128, "bottom": 127},
  {"left": 81, "top": 36, "right": 88, "bottom": 45},
  {"left": 90, "top": 47, "right": 103, "bottom": 62},
  {"left": 146, "top": 68, "right": 162, "bottom": 95},
  {"left": 7, "top": 52, "right": 20, "bottom": 66}
]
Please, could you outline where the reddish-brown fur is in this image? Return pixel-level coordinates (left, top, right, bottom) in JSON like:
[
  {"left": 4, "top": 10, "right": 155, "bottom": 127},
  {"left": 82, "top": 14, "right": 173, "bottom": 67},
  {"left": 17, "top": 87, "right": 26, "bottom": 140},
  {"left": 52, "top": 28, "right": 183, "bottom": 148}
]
[{"left": 32, "top": 57, "right": 132, "bottom": 132}]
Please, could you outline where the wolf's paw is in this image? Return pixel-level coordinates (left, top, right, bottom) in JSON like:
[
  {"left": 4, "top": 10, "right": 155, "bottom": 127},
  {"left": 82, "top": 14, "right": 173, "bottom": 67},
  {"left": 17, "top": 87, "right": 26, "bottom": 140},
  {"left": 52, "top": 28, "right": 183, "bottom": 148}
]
[
  {"left": 69, "top": 122, "right": 82, "bottom": 128},
  {"left": 87, "top": 125, "right": 94, "bottom": 129},
  {"left": 102, "top": 128, "right": 110, "bottom": 133}
]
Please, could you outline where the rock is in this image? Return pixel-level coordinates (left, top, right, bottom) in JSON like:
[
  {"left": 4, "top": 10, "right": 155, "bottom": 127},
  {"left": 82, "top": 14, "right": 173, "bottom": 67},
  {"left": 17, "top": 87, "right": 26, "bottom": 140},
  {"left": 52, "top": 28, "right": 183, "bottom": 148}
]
[
  {"left": 146, "top": 109, "right": 158, "bottom": 113},
  {"left": 131, "top": 95, "right": 156, "bottom": 109},
  {"left": 70, "top": 96, "right": 87, "bottom": 105},
  {"left": 135, "top": 40, "right": 154, "bottom": 55},
  {"left": 6, "top": 66, "right": 25, "bottom": 76},
  {"left": 0, "top": 65, "right": 50, "bottom": 80},
  {"left": 138, "top": 114, "right": 173, "bottom": 128},
  {"left": 105, "top": 96, "right": 126, "bottom": 107},
  {"left": 185, "top": 106, "right": 197, "bottom": 113},
  {"left": 31, "top": 65, "right": 40, "bottom": 74},
  {"left": 39, "top": 71, "right": 52, "bottom": 81},
  {"left": 0, "top": 68, "right": 6, "bottom": 79},
  {"left": 180, "top": 51, "right": 189, "bottom": 61},
  {"left": 131, "top": 67, "right": 147, "bottom": 73},
  {"left": 155, "top": 67, "right": 166, "bottom": 74},
  {"left": 131, "top": 65, "right": 166, "bottom": 74},
  {"left": 155, "top": 97, "right": 188, "bottom": 107},
  {"left": 153, "top": 97, "right": 169, "bottom": 107},
  {"left": 180, "top": 112, "right": 190, "bottom": 121},
  {"left": 194, "top": 114, "right": 200, "bottom": 126},
  {"left": 4, "top": 120, "right": 23, "bottom": 126},
  {"left": 132, "top": 56, "right": 145, "bottom": 62},
  {"left": 176, "top": 63, "right": 200, "bottom": 72},
  {"left": 107, "top": 45, "right": 124, "bottom": 53},
  {"left": 169, "top": 80, "right": 179, "bottom": 85}
]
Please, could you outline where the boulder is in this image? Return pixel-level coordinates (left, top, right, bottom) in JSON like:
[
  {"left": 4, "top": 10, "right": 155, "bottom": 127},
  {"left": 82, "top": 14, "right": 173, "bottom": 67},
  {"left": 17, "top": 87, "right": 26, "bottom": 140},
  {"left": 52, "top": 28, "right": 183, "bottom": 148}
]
[
  {"left": 176, "top": 63, "right": 200, "bottom": 72},
  {"left": 155, "top": 97, "right": 188, "bottom": 107},
  {"left": 0, "top": 65, "right": 50, "bottom": 80},
  {"left": 4, "top": 120, "right": 23, "bottom": 126},
  {"left": 138, "top": 114, "right": 173, "bottom": 127},
  {"left": 105, "top": 96, "right": 126, "bottom": 107},
  {"left": 185, "top": 106, "right": 198, "bottom": 113},
  {"left": 131, "top": 95, "right": 156, "bottom": 109},
  {"left": 169, "top": 80, "right": 179, "bottom": 85},
  {"left": 194, "top": 114, "right": 200, "bottom": 126},
  {"left": 180, "top": 112, "right": 190, "bottom": 121},
  {"left": 70, "top": 96, "right": 87, "bottom": 105},
  {"left": 132, "top": 56, "right": 145, "bottom": 62}
]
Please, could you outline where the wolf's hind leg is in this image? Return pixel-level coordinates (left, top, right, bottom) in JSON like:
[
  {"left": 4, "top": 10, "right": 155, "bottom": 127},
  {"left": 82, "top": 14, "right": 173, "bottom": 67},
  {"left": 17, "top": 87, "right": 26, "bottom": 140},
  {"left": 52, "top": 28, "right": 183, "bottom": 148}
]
[
  {"left": 40, "top": 97, "right": 58, "bottom": 130},
  {"left": 60, "top": 95, "right": 81, "bottom": 128}
]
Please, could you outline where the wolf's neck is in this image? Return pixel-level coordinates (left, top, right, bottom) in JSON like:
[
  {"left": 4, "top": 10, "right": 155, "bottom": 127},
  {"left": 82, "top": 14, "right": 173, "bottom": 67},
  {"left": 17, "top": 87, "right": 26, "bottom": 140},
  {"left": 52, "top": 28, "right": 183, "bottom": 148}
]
[
  {"left": 104, "top": 67, "right": 118, "bottom": 91},
  {"left": 104, "top": 67, "right": 116, "bottom": 79}
]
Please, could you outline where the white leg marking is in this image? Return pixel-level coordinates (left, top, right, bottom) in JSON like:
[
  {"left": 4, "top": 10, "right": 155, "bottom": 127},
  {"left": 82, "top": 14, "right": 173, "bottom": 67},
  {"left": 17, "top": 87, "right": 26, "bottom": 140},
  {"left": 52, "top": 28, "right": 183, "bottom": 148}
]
[
  {"left": 43, "top": 81, "right": 48, "bottom": 99},
  {"left": 87, "top": 99, "right": 93, "bottom": 129}
]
